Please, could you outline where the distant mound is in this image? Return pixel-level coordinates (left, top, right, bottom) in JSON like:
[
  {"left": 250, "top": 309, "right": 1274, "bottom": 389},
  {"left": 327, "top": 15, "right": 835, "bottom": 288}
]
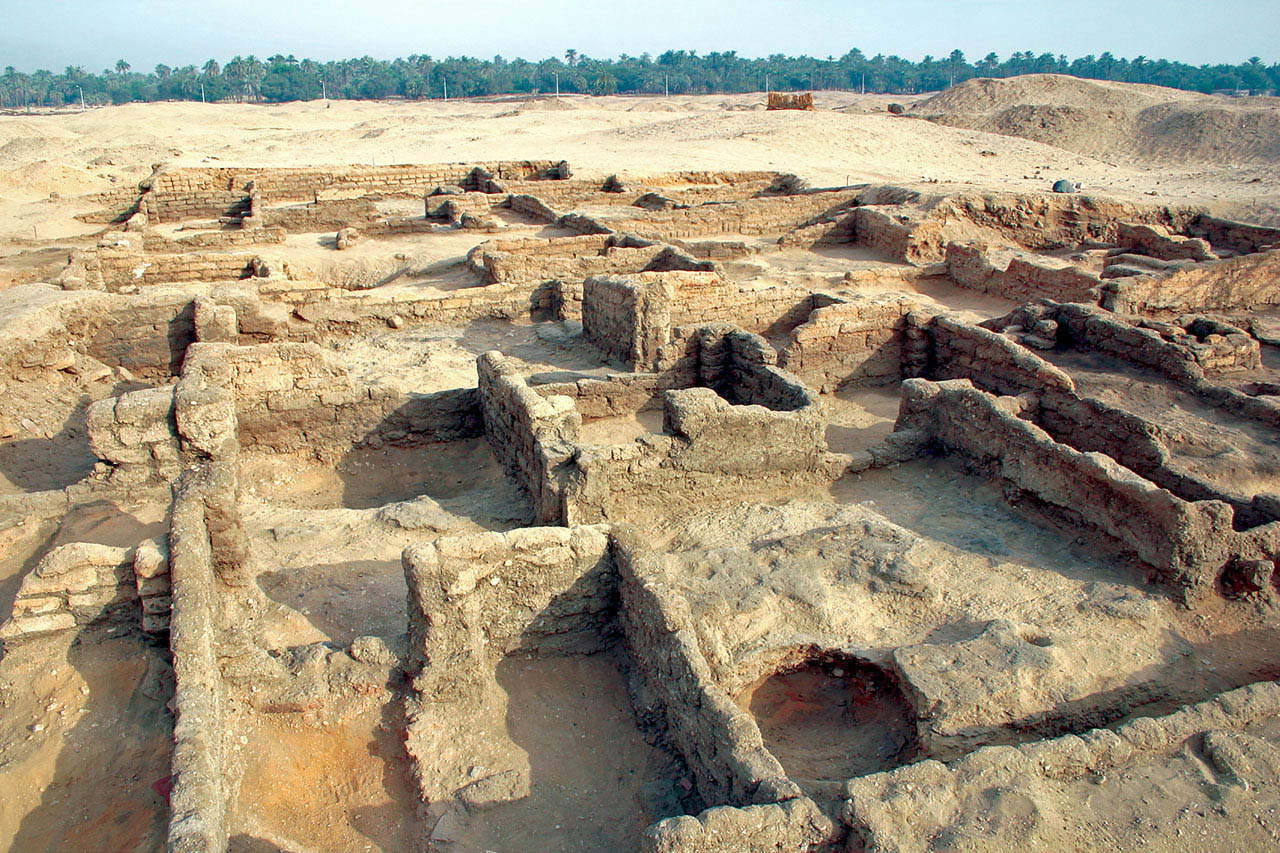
[{"left": 911, "top": 74, "right": 1280, "bottom": 164}]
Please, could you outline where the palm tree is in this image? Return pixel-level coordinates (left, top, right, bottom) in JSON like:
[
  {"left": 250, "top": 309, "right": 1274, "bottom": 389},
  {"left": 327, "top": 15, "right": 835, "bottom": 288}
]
[{"left": 115, "top": 59, "right": 131, "bottom": 75}]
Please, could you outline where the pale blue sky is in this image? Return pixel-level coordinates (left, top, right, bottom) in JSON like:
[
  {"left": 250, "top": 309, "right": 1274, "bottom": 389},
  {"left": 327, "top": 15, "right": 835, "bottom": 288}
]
[{"left": 1, "top": 0, "right": 1276, "bottom": 72}]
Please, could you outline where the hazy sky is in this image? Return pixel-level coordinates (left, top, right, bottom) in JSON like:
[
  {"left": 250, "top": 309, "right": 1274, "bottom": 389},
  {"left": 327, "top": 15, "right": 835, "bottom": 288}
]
[{"left": 2, "top": 0, "right": 1276, "bottom": 73}]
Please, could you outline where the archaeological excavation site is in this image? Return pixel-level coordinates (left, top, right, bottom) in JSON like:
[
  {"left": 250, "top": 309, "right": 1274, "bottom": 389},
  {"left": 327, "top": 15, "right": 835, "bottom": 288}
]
[{"left": 2, "top": 146, "right": 1280, "bottom": 852}]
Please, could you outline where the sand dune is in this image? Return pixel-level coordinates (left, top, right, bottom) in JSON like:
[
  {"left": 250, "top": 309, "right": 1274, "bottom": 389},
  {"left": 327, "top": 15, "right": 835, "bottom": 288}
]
[{"left": 912, "top": 74, "right": 1280, "bottom": 165}]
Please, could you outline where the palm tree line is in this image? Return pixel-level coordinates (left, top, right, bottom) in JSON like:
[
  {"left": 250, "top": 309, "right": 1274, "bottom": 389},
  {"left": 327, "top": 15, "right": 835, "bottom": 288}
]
[{"left": 2, "top": 49, "right": 1275, "bottom": 108}]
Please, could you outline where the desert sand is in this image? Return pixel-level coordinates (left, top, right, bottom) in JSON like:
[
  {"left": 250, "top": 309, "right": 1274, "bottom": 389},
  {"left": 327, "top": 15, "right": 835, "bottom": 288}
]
[{"left": 1, "top": 79, "right": 1279, "bottom": 259}]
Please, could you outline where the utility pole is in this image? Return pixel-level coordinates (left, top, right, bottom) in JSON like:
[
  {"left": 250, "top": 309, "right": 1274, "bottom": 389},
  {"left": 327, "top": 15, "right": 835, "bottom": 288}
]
[
  {"left": 861, "top": 73, "right": 866, "bottom": 95},
  {"left": 321, "top": 79, "right": 327, "bottom": 101},
  {"left": 443, "top": 78, "right": 448, "bottom": 100},
  {"left": 77, "top": 85, "right": 86, "bottom": 111},
  {"left": 553, "top": 72, "right": 559, "bottom": 97},
  {"left": 765, "top": 73, "right": 770, "bottom": 93},
  {"left": 200, "top": 81, "right": 206, "bottom": 103},
  {"left": 664, "top": 75, "right": 669, "bottom": 97}
]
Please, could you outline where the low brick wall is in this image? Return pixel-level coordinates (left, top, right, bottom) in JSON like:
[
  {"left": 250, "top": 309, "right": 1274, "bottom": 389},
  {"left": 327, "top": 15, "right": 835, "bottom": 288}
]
[
  {"left": 779, "top": 294, "right": 923, "bottom": 391},
  {"left": 945, "top": 241, "right": 1103, "bottom": 303},
  {"left": 926, "top": 314, "right": 1076, "bottom": 396},
  {"left": 94, "top": 249, "right": 259, "bottom": 290},
  {"left": 477, "top": 351, "right": 579, "bottom": 523},
  {"left": 1104, "top": 248, "right": 1280, "bottom": 315},
  {"left": 896, "top": 378, "right": 1260, "bottom": 601},
  {"left": 845, "top": 680, "right": 1280, "bottom": 850},
  {"left": 613, "top": 529, "right": 801, "bottom": 807},
  {"left": 0, "top": 543, "right": 138, "bottom": 642},
  {"left": 165, "top": 468, "right": 230, "bottom": 853},
  {"left": 402, "top": 525, "right": 616, "bottom": 681},
  {"left": 604, "top": 190, "right": 860, "bottom": 240}
]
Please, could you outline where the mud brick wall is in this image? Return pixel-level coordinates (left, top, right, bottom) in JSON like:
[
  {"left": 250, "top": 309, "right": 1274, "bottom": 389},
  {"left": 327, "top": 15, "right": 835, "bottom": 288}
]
[
  {"left": 642, "top": 799, "right": 833, "bottom": 853},
  {"left": 506, "top": 192, "right": 563, "bottom": 222},
  {"left": 667, "top": 279, "right": 814, "bottom": 339},
  {"left": 1030, "top": 388, "right": 1273, "bottom": 527},
  {"left": 663, "top": 385, "right": 826, "bottom": 473},
  {"left": 533, "top": 373, "right": 670, "bottom": 419},
  {"left": 260, "top": 198, "right": 379, "bottom": 231},
  {"left": 0, "top": 543, "right": 138, "bottom": 641},
  {"left": 933, "top": 193, "right": 1195, "bottom": 252},
  {"left": 402, "top": 525, "right": 616, "bottom": 680},
  {"left": 1103, "top": 248, "right": 1280, "bottom": 315},
  {"left": 582, "top": 271, "right": 812, "bottom": 370},
  {"left": 78, "top": 185, "right": 145, "bottom": 224},
  {"left": 608, "top": 190, "right": 859, "bottom": 240},
  {"left": 583, "top": 274, "right": 674, "bottom": 368},
  {"left": 478, "top": 351, "right": 579, "bottom": 523},
  {"left": 85, "top": 293, "right": 197, "bottom": 378},
  {"left": 778, "top": 294, "right": 922, "bottom": 391},
  {"left": 1116, "top": 222, "right": 1215, "bottom": 261},
  {"left": 431, "top": 191, "right": 503, "bottom": 222},
  {"left": 260, "top": 276, "right": 556, "bottom": 334},
  {"left": 717, "top": 329, "right": 818, "bottom": 413},
  {"left": 150, "top": 161, "right": 566, "bottom": 200},
  {"left": 1189, "top": 215, "right": 1280, "bottom": 254},
  {"left": 95, "top": 249, "right": 258, "bottom": 290},
  {"left": 850, "top": 206, "right": 934, "bottom": 262},
  {"left": 945, "top": 241, "right": 1103, "bottom": 303},
  {"left": 467, "top": 233, "right": 610, "bottom": 279},
  {"left": 0, "top": 285, "right": 110, "bottom": 384},
  {"left": 897, "top": 378, "right": 1238, "bottom": 600},
  {"left": 141, "top": 227, "right": 287, "bottom": 252},
  {"left": 1054, "top": 303, "right": 1243, "bottom": 383},
  {"left": 87, "top": 385, "right": 182, "bottom": 485},
  {"left": 214, "top": 342, "right": 480, "bottom": 455},
  {"left": 845, "top": 681, "right": 1280, "bottom": 851},
  {"left": 140, "top": 189, "right": 250, "bottom": 224},
  {"left": 926, "top": 315, "right": 1076, "bottom": 397},
  {"left": 0, "top": 286, "right": 200, "bottom": 383},
  {"left": 165, "top": 469, "right": 232, "bottom": 853},
  {"left": 563, "top": 379, "right": 831, "bottom": 524},
  {"left": 360, "top": 217, "right": 442, "bottom": 238},
  {"left": 486, "top": 244, "right": 674, "bottom": 286},
  {"left": 613, "top": 529, "right": 800, "bottom": 807}
]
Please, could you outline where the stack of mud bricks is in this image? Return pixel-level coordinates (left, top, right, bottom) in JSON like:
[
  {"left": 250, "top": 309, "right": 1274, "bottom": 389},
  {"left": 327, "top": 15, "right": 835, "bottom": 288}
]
[
  {"left": 87, "top": 385, "right": 182, "bottom": 484},
  {"left": 133, "top": 541, "right": 172, "bottom": 634},
  {"left": 0, "top": 543, "right": 140, "bottom": 642}
]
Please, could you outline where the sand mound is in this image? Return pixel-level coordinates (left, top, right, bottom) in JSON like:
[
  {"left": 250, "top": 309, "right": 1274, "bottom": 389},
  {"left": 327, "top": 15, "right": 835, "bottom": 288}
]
[
  {"left": 912, "top": 74, "right": 1280, "bottom": 165},
  {"left": 0, "top": 160, "right": 103, "bottom": 200}
]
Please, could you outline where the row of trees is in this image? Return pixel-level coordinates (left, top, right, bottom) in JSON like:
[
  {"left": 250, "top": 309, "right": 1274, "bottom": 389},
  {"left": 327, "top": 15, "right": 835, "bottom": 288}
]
[{"left": 2, "top": 49, "right": 1276, "bottom": 108}]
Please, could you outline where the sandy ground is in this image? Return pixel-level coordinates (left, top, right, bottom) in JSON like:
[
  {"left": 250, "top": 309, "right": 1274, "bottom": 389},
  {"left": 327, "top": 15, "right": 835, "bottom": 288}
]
[{"left": 2, "top": 84, "right": 1279, "bottom": 258}]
